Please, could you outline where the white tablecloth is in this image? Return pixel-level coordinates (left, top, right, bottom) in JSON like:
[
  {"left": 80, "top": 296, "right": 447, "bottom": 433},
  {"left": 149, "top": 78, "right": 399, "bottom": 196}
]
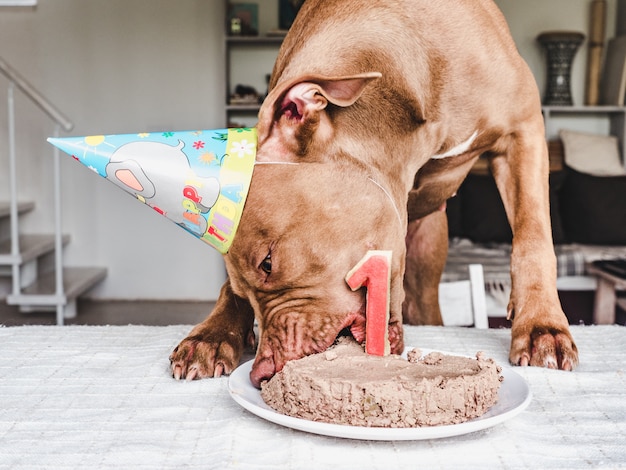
[{"left": 0, "top": 324, "right": 624, "bottom": 469}]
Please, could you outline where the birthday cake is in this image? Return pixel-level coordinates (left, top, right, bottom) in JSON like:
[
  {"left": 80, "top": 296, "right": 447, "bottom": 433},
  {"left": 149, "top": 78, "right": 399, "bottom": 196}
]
[{"left": 260, "top": 337, "right": 502, "bottom": 428}]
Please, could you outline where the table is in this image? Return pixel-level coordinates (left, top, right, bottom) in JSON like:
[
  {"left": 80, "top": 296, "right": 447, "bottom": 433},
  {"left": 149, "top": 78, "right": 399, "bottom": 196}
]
[
  {"left": 0, "top": 324, "right": 624, "bottom": 469},
  {"left": 587, "top": 262, "right": 626, "bottom": 324}
]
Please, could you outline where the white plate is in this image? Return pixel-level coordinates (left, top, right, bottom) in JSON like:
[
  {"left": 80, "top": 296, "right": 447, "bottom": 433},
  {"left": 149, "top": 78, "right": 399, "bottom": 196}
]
[{"left": 228, "top": 348, "right": 531, "bottom": 441}]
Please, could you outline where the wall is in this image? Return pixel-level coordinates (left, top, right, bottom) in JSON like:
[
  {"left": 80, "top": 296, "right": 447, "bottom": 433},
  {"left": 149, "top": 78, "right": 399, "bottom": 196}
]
[{"left": 0, "top": 0, "right": 618, "bottom": 300}]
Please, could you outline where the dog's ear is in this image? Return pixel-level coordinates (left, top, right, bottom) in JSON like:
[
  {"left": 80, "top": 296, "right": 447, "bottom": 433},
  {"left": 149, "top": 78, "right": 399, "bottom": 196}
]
[{"left": 257, "top": 72, "right": 381, "bottom": 160}]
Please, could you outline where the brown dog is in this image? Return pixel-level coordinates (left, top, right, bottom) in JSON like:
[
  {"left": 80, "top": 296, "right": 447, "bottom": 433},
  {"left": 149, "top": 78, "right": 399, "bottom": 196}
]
[{"left": 171, "top": 0, "right": 578, "bottom": 387}]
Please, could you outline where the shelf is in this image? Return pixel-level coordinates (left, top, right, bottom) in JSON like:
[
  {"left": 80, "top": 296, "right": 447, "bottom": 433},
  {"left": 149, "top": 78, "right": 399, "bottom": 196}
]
[
  {"left": 226, "top": 35, "right": 285, "bottom": 45},
  {"left": 541, "top": 105, "right": 626, "bottom": 170},
  {"left": 226, "top": 104, "right": 262, "bottom": 111},
  {"left": 224, "top": 0, "right": 285, "bottom": 126},
  {"left": 543, "top": 105, "right": 626, "bottom": 114}
]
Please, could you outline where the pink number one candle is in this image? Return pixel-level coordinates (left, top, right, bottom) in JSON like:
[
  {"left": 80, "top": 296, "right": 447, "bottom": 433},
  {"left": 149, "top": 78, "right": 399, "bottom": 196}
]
[{"left": 345, "top": 250, "right": 392, "bottom": 356}]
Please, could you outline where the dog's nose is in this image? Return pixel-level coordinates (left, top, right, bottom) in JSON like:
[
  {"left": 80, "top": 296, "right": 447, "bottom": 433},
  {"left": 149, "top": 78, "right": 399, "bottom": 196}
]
[{"left": 249, "top": 355, "right": 276, "bottom": 389}]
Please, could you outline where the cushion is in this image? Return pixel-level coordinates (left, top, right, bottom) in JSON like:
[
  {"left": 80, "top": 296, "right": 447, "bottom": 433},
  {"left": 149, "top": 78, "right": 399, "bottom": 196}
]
[
  {"left": 559, "top": 130, "right": 626, "bottom": 176},
  {"left": 460, "top": 174, "right": 513, "bottom": 243},
  {"left": 559, "top": 166, "right": 626, "bottom": 245},
  {"left": 459, "top": 173, "right": 567, "bottom": 244},
  {"left": 445, "top": 193, "right": 463, "bottom": 238},
  {"left": 548, "top": 171, "right": 567, "bottom": 244}
]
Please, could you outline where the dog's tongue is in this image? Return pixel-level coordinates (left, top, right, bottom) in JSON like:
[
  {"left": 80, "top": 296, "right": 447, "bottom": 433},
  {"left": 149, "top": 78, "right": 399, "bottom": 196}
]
[{"left": 48, "top": 128, "right": 257, "bottom": 254}]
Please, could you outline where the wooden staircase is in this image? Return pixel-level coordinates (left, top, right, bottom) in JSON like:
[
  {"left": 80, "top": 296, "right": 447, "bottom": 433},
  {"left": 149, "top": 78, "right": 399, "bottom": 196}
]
[{"left": 1, "top": 58, "right": 106, "bottom": 324}]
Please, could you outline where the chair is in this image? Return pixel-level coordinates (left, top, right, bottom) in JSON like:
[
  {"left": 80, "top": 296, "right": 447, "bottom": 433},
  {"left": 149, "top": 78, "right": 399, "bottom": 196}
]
[{"left": 438, "top": 264, "right": 488, "bottom": 328}]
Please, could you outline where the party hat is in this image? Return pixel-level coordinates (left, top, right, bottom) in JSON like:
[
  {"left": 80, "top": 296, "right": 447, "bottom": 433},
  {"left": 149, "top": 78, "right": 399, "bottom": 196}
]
[{"left": 48, "top": 128, "right": 257, "bottom": 254}]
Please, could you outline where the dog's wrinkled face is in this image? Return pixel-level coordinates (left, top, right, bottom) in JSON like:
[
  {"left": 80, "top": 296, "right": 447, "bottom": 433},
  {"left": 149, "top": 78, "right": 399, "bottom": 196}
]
[{"left": 225, "top": 163, "right": 404, "bottom": 387}]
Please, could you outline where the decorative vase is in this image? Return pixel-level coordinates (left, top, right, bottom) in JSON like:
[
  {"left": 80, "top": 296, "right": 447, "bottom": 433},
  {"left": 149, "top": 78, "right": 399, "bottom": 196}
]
[{"left": 537, "top": 31, "right": 585, "bottom": 106}]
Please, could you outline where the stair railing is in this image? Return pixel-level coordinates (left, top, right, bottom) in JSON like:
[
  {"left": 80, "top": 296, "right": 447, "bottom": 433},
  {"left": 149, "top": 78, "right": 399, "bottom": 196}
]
[{"left": 1, "top": 56, "right": 74, "bottom": 325}]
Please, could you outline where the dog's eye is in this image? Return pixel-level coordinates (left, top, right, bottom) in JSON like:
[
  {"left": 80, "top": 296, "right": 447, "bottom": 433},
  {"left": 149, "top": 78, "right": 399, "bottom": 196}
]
[{"left": 260, "top": 254, "right": 272, "bottom": 274}]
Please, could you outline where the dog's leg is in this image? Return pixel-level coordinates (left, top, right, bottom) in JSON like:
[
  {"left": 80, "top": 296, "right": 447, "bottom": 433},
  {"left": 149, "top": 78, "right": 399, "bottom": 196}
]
[
  {"left": 170, "top": 281, "right": 255, "bottom": 380},
  {"left": 491, "top": 123, "right": 578, "bottom": 370},
  {"left": 402, "top": 209, "right": 448, "bottom": 325}
]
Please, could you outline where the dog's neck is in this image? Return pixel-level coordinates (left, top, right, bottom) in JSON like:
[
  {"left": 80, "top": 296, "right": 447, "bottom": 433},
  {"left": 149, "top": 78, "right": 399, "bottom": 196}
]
[{"left": 367, "top": 177, "right": 402, "bottom": 227}]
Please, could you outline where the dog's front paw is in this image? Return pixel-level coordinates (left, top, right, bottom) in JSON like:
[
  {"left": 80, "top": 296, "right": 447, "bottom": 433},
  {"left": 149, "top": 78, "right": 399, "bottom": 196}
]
[
  {"left": 170, "top": 328, "right": 255, "bottom": 380},
  {"left": 509, "top": 322, "right": 578, "bottom": 371}
]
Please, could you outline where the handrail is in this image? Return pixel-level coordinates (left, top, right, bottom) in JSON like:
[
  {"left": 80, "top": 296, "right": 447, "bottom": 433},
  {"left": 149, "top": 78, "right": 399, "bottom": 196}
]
[{"left": 0, "top": 56, "right": 73, "bottom": 132}]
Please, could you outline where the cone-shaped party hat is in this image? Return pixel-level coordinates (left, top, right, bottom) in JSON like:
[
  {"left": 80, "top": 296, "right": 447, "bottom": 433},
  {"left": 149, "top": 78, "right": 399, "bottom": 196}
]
[{"left": 48, "top": 128, "right": 257, "bottom": 254}]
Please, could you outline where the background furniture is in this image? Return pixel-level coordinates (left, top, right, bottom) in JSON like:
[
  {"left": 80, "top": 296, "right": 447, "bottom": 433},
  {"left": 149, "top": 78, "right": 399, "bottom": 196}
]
[
  {"left": 224, "top": 0, "right": 285, "bottom": 127},
  {"left": 443, "top": 137, "right": 626, "bottom": 325},
  {"left": 439, "top": 264, "right": 488, "bottom": 328},
  {"left": 543, "top": 106, "right": 626, "bottom": 169},
  {"left": 587, "top": 261, "right": 626, "bottom": 324}
]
